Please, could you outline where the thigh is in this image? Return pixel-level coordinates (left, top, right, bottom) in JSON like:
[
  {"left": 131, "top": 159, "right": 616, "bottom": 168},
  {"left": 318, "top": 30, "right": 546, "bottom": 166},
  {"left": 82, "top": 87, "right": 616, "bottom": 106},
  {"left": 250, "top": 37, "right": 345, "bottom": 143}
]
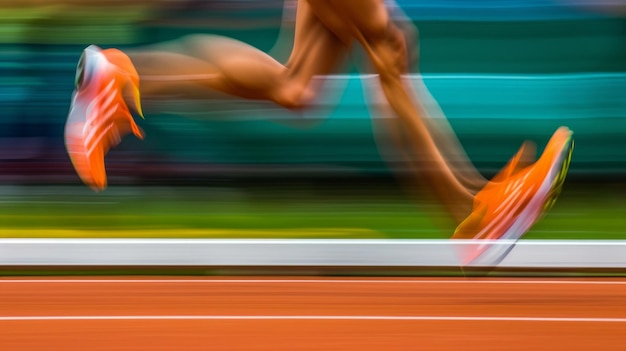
[
  {"left": 306, "top": 0, "right": 390, "bottom": 44},
  {"left": 286, "top": 0, "right": 348, "bottom": 77},
  {"left": 308, "top": 0, "right": 407, "bottom": 78}
]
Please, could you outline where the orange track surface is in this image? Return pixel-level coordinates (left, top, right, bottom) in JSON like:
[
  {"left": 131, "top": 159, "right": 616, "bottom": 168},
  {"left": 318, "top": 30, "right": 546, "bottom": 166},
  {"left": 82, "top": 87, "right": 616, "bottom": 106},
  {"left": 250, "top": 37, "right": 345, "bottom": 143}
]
[{"left": 1, "top": 277, "right": 625, "bottom": 350}]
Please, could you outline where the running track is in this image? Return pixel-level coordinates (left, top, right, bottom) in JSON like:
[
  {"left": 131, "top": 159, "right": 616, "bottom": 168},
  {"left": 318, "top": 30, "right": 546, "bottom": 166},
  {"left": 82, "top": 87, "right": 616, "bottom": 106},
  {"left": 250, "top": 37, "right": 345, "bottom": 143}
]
[{"left": 1, "top": 277, "right": 625, "bottom": 350}]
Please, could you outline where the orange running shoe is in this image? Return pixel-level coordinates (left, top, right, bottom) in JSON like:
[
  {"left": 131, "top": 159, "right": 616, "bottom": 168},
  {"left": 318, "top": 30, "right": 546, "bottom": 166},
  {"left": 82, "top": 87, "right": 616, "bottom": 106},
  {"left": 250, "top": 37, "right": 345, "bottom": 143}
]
[
  {"left": 453, "top": 126, "right": 574, "bottom": 265},
  {"left": 65, "top": 45, "right": 144, "bottom": 191}
]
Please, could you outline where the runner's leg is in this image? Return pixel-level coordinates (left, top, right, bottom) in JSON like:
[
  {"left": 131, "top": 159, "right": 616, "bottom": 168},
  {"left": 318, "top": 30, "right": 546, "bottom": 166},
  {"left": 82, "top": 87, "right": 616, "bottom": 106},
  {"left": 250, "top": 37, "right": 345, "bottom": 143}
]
[
  {"left": 306, "top": 0, "right": 474, "bottom": 222},
  {"left": 126, "top": 0, "right": 347, "bottom": 110}
]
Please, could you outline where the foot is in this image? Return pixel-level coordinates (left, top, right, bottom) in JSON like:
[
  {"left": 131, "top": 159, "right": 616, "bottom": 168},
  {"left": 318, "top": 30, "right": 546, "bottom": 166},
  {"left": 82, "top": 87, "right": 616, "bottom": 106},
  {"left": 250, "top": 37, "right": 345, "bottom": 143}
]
[
  {"left": 452, "top": 127, "right": 574, "bottom": 265},
  {"left": 65, "top": 45, "right": 144, "bottom": 191}
]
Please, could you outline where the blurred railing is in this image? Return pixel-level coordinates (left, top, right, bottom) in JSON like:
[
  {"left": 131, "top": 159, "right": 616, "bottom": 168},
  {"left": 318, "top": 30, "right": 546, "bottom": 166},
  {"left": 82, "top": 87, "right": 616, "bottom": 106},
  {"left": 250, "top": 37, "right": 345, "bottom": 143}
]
[{"left": 2, "top": 239, "right": 625, "bottom": 270}]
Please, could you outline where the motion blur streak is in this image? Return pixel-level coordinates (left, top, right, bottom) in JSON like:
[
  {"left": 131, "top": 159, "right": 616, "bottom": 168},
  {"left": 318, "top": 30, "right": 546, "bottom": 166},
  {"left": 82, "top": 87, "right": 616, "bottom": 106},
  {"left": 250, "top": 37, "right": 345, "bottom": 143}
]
[
  {"left": 1, "top": 3, "right": 625, "bottom": 349},
  {"left": 1, "top": 0, "right": 624, "bottom": 182},
  {"left": 0, "top": 1, "right": 624, "bottom": 237}
]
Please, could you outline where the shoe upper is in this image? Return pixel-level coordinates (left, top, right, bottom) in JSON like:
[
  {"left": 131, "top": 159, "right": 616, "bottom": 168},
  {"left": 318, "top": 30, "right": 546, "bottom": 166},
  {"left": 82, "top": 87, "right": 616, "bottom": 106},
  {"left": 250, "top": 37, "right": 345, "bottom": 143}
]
[{"left": 65, "top": 45, "right": 143, "bottom": 191}]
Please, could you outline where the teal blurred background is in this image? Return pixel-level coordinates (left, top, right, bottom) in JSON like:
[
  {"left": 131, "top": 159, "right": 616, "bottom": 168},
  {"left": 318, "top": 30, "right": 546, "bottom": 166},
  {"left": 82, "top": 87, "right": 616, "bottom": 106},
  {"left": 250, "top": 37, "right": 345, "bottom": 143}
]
[{"left": 0, "top": 0, "right": 625, "bottom": 185}]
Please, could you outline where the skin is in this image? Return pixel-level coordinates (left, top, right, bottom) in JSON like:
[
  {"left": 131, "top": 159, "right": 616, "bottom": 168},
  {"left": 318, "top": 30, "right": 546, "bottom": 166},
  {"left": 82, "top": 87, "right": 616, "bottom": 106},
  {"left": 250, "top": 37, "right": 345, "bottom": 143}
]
[{"left": 124, "top": 0, "right": 486, "bottom": 224}]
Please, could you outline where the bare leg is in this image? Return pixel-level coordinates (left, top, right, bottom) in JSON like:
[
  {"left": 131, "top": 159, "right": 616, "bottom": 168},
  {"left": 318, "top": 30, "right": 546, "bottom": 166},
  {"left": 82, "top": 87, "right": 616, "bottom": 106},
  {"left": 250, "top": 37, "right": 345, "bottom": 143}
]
[
  {"left": 362, "top": 1, "right": 488, "bottom": 194},
  {"left": 306, "top": 0, "right": 474, "bottom": 223},
  {"left": 114, "top": 0, "right": 473, "bottom": 222},
  {"left": 128, "top": 35, "right": 296, "bottom": 106},
  {"left": 126, "top": 1, "right": 346, "bottom": 111},
  {"left": 365, "top": 67, "right": 489, "bottom": 194}
]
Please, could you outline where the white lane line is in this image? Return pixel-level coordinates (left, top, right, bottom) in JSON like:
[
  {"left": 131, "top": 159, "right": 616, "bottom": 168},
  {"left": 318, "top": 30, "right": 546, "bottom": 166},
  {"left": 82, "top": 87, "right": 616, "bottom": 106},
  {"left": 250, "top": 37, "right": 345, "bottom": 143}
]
[
  {"left": 0, "top": 315, "right": 625, "bottom": 322},
  {"left": 1, "top": 279, "right": 626, "bottom": 285}
]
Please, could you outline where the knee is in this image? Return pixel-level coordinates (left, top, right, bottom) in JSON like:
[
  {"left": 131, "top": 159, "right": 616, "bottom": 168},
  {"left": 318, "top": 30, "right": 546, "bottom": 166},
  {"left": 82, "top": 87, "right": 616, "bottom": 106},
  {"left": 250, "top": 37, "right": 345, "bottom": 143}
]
[
  {"left": 387, "top": 25, "right": 409, "bottom": 72},
  {"left": 272, "top": 80, "right": 316, "bottom": 110},
  {"left": 368, "top": 24, "right": 409, "bottom": 82}
]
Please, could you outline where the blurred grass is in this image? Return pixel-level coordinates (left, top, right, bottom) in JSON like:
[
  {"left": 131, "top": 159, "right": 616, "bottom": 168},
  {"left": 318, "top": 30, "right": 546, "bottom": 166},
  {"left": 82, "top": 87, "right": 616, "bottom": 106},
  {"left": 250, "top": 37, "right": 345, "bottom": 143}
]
[{"left": 0, "top": 183, "right": 624, "bottom": 239}]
